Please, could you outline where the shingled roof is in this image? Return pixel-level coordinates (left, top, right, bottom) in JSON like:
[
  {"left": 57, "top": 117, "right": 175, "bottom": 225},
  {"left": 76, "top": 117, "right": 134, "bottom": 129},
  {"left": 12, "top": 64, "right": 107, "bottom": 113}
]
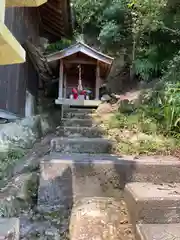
[
  {"left": 47, "top": 42, "right": 114, "bottom": 64},
  {"left": 39, "top": 0, "right": 72, "bottom": 38},
  {"left": 46, "top": 41, "right": 114, "bottom": 77}
]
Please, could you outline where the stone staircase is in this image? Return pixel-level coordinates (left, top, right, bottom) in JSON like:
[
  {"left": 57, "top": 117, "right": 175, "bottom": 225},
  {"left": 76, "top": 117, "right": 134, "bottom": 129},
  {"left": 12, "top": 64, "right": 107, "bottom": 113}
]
[
  {"left": 36, "top": 106, "right": 180, "bottom": 240},
  {"left": 38, "top": 107, "right": 134, "bottom": 239},
  {"left": 0, "top": 106, "right": 175, "bottom": 239}
]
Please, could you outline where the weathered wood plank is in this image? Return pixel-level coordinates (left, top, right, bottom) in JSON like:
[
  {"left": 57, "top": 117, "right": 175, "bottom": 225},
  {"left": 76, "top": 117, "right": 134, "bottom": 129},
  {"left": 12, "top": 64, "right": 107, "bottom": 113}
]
[{"left": 0, "top": 7, "right": 40, "bottom": 116}]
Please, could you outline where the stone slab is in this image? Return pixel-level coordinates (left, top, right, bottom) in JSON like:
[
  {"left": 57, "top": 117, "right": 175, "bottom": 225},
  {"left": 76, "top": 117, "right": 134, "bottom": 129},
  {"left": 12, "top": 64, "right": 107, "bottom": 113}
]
[
  {"left": 63, "top": 112, "right": 92, "bottom": 119},
  {"left": 45, "top": 153, "right": 180, "bottom": 184},
  {"left": 0, "top": 218, "right": 19, "bottom": 239},
  {"left": 50, "top": 137, "right": 113, "bottom": 154},
  {"left": 58, "top": 126, "right": 106, "bottom": 138},
  {"left": 38, "top": 156, "right": 122, "bottom": 212},
  {"left": 38, "top": 159, "right": 73, "bottom": 212},
  {"left": 69, "top": 197, "right": 134, "bottom": 240},
  {"left": 38, "top": 154, "right": 180, "bottom": 211},
  {"left": 63, "top": 108, "right": 95, "bottom": 114},
  {"left": 56, "top": 98, "right": 101, "bottom": 107},
  {"left": 125, "top": 182, "right": 180, "bottom": 224},
  {"left": 136, "top": 224, "right": 180, "bottom": 240},
  {"left": 61, "top": 118, "right": 94, "bottom": 127}
]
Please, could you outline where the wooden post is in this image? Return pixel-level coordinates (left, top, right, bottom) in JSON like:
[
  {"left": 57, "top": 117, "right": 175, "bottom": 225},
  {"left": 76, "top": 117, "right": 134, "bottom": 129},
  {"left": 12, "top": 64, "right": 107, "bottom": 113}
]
[
  {"left": 59, "top": 60, "right": 63, "bottom": 99},
  {"left": 95, "top": 62, "right": 100, "bottom": 100},
  {"left": 0, "top": 0, "right": 5, "bottom": 23},
  {"left": 64, "top": 72, "right": 67, "bottom": 98}
]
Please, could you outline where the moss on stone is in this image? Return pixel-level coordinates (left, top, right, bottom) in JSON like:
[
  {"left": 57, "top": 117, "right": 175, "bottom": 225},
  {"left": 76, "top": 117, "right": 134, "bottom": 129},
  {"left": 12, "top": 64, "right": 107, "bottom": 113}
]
[{"left": 0, "top": 172, "right": 39, "bottom": 217}]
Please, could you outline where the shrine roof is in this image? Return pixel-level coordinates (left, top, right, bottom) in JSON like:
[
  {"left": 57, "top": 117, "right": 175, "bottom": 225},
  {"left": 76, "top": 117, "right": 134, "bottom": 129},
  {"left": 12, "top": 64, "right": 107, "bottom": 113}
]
[{"left": 46, "top": 42, "right": 114, "bottom": 65}]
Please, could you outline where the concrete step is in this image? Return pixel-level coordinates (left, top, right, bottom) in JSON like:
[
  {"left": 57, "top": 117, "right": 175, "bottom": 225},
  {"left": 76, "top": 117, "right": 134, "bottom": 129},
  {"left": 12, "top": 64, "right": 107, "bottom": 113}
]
[
  {"left": 63, "top": 111, "right": 100, "bottom": 119},
  {"left": 37, "top": 159, "right": 73, "bottom": 213},
  {"left": 61, "top": 118, "right": 94, "bottom": 127},
  {"left": 37, "top": 154, "right": 123, "bottom": 213},
  {"left": 38, "top": 153, "right": 180, "bottom": 212},
  {"left": 50, "top": 137, "right": 113, "bottom": 154},
  {"left": 124, "top": 182, "right": 180, "bottom": 224},
  {"left": 63, "top": 111, "right": 93, "bottom": 119},
  {"left": 48, "top": 154, "right": 180, "bottom": 184},
  {"left": 69, "top": 197, "right": 134, "bottom": 240},
  {"left": 58, "top": 126, "right": 106, "bottom": 138},
  {"left": 136, "top": 223, "right": 180, "bottom": 240},
  {"left": 63, "top": 107, "right": 95, "bottom": 115}
]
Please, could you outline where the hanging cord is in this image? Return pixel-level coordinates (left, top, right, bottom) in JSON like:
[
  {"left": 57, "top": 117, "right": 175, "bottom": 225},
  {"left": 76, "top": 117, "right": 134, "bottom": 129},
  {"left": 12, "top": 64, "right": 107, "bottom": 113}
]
[{"left": 77, "top": 64, "right": 83, "bottom": 91}]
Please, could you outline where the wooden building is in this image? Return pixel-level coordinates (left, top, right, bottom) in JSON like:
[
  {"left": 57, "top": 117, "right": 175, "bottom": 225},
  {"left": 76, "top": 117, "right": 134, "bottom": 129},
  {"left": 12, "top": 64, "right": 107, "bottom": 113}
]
[
  {"left": 47, "top": 42, "right": 114, "bottom": 107},
  {"left": 0, "top": 0, "right": 71, "bottom": 116}
]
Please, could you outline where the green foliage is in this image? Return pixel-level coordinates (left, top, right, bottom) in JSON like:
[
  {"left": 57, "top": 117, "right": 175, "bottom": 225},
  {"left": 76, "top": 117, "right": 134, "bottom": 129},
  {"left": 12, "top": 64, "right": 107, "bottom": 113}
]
[
  {"left": 108, "top": 111, "right": 178, "bottom": 155},
  {"left": 0, "top": 148, "right": 25, "bottom": 181},
  {"left": 72, "top": 0, "right": 180, "bottom": 139},
  {"left": 109, "top": 110, "right": 158, "bottom": 134},
  {"left": 7, "top": 149, "right": 25, "bottom": 159},
  {"left": 127, "top": 0, "right": 180, "bottom": 80},
  {"left": 126, "top": 0, "right": 180, "bottom": 137},
  {"left": 138, "top": 50, "right": 180, "bottom": 136},
  {"left": 134, "top": 46, "right": 160, "bottom": 81},
  {"left": 118, "top": 99, "right": 136, "bottom": 114},
  {"left": 72, "top": 0, "right": 180, "bottom": 75},
  {"left": 99, "top": 21, "right": 121, "bottom": 46},
  {"left": 45, "top": 38, "right": 72, "bottom": 54},
  {"left": 72, "top": 0, "right": 130, "bottom": 52},
  {"left": 141, "top": 83, "right": 180, "bottom": 134}
]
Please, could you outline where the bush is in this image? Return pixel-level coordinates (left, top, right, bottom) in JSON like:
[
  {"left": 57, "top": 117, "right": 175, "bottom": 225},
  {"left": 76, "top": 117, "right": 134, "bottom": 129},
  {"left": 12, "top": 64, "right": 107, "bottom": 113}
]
[
  {"left": 108, "top": 113, "right": 127, "bottom": 129},
  {"left": 118, "top": 99, "right": 136, "bottom": 114},
  {"left": 45, "top": 38, "right": 72, "bottom": 54},
  {"left": 0, "top": 148, "right": 25, "bottom": 181},
  {"left": 139, "top": 82, "right": 180, "bottom": 135},
  {"left": 110, "top": 110, "right": 158, "bottom": 134}
]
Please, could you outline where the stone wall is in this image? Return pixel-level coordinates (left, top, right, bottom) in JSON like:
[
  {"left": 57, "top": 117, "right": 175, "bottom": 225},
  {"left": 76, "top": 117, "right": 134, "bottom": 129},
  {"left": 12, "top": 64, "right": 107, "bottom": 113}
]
[{"left": 0, "top": 110, "right": 60, "bottom": 156}]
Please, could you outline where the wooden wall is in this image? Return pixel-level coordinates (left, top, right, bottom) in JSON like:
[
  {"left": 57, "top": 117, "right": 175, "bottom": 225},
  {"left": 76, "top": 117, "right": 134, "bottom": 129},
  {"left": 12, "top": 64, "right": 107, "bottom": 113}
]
[{"left": 0, "top": 7, "right": 40, "bottom": 116}]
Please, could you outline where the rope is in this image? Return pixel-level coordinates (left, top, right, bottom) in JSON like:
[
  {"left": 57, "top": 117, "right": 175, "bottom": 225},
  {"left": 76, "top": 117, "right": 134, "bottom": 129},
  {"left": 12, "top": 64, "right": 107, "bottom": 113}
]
[{"left": 78, "top": 64, "right": 83, "bottom": 91}]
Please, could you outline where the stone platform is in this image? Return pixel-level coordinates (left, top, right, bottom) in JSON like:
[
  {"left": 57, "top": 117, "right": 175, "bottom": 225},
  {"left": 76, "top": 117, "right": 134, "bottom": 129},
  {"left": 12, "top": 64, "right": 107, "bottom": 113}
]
[
  {"left": 136, "top": 224, "right": 180, "bottom": 240},
  {"left": 125, "top": 182, "right": 180, "bottom": 224},
  {"left": 56, "top": 98, "right": 101, "bottom": 107}
]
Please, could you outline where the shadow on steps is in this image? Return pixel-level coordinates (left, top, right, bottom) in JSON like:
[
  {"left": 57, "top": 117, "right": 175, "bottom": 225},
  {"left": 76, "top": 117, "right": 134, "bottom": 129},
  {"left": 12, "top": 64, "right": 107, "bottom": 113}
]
[{"left": 38, "top": 106, "right": 180, "bottom": 239}]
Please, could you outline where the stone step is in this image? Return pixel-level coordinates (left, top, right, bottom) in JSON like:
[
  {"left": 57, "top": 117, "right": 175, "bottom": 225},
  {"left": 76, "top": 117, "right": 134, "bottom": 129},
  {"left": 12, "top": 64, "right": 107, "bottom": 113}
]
[
  {"left": 136, "top": 223, "right": 180, "bottom": 240},
  {"left": 63, "top": 107, "right": 95, "bottom": 114},
  {"left": 37, "top": 157, "right": 73, "bottom": 213},
  {"left": 0, "top": 218, "right": 19, "bottom": 239},
  {"left": 38, "top": 153, "right": 180, "bottom": 212},
  {"left": 124, "top": 182, "right": 180, "bottom": 224},
  {"left": 61, "top": 118, "right": 94, "bottom": 127},
  {"left": 58, "top": 126, "right": 106, "bottom": 138},
  {"left": 20, "top": 217, "right": 60, "bottom": 240},
  {"left": 38, "top": 154, "right": 122, "bottom": 212},
  {"left": 63, "top": 112, "right": 93, "bottom": 119},
  {"left": 69, "top": 197, "right": 134, "bottom": 240},
  {"left": 50, "top": 137, "right": 113, "bottom": 154},
  {"left": 47, "top": 154, "right": 180, "bottom": 184}
]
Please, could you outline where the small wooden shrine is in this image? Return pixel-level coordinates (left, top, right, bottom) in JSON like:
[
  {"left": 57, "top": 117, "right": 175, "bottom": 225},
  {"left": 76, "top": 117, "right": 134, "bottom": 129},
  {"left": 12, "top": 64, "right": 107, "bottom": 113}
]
[{"left": 46, "top": 42, "right": 114, "bottom": 106}]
